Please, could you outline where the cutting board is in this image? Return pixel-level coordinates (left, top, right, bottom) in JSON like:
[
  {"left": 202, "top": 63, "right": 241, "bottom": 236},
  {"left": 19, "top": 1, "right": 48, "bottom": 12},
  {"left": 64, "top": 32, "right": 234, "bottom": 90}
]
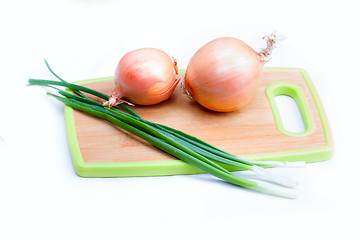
[{"left": 65, "top": 68, "right": 333, "bottom": 177}]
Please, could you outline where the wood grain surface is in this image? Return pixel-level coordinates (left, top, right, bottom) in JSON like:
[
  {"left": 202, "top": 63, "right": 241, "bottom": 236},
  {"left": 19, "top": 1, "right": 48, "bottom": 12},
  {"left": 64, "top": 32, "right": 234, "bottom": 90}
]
[{"left": 72, "top": 69, "right": 326, "bottom": 163}]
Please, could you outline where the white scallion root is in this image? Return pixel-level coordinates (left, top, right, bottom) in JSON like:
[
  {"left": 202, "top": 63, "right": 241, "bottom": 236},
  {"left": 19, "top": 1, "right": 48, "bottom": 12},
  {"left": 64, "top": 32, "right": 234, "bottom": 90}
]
[
  {"left": 249, "top": 182, "right": 298, "bottom": 199},
  {"left": 248, "top": 160, "right": 306, "bottom": 168},
  {"left": 251, "top": 166, "right": 298, "bottom": 188}
]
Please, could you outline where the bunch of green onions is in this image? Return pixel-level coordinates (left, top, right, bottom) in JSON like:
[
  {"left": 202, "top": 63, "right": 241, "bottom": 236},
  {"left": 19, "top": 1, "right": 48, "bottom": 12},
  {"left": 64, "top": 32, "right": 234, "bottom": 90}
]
[{"left": 28, "top": 60, "right": 305, "bottom": 198}]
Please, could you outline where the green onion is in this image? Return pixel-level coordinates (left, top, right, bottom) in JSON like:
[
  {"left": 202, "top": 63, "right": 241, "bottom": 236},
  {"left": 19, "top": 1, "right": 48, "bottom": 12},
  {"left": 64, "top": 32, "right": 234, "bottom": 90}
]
[
  {"left": 50, "top": 85, "right": 297, "bottom": 187},
  {"left": 27, "top": 61, "right": 303, "bottom": 198}
]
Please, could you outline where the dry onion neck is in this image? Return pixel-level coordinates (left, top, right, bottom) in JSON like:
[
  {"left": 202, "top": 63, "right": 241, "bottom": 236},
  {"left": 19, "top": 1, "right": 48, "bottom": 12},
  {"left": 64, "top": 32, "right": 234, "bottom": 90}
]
[
  {"left": 181, "top": 77, "right": 193, "bottom": 99},
  {"left": 170, "top": 55, "right": 179, "bottom": 75},
  {"left": 259, "top": 32, "right": 285, "bottom": 62}
]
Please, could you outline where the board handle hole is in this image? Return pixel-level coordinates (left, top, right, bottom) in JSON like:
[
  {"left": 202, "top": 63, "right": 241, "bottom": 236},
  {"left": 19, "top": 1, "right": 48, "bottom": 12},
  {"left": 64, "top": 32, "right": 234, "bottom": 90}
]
[
  {"left": 274, "top": 95, "right": 306, "bottom": 133},
  {"left": 266, "top": 82, "right": 314, "bottom": 136}
]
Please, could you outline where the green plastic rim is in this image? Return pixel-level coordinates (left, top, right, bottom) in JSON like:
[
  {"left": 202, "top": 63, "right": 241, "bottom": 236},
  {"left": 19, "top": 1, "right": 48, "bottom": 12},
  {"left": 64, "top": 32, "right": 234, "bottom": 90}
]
[{"left": 64, "top": 68, "right": 334, "bottom": 177}]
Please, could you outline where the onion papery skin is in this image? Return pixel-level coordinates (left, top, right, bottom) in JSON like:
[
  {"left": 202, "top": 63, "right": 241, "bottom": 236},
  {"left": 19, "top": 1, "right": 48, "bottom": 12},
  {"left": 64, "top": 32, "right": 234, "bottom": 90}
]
[
  {"left": 111, "top": 48, "right": 179, "bottom": 106},
  {"left": 185, "top": 37, "right": 264, "bottom": 112}
]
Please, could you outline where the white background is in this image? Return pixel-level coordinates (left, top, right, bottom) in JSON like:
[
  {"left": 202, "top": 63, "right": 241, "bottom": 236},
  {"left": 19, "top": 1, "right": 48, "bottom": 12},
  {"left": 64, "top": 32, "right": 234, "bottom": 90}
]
[{"left": 1, "top": 0, "right": 359, "bottom": 239}]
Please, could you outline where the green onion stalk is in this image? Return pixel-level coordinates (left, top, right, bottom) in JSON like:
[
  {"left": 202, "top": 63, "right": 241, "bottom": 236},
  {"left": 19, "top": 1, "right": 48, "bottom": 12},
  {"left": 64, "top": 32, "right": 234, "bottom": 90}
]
[{"left": 28, "top": 60, "right": 305, "bottom": 198}]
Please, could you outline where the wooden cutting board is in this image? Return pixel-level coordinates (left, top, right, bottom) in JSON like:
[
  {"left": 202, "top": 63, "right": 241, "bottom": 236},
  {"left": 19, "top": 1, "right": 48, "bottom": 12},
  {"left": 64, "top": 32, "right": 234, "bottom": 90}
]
[{"left": 65, "top": 68, "right": 333, "bottom": 177}]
